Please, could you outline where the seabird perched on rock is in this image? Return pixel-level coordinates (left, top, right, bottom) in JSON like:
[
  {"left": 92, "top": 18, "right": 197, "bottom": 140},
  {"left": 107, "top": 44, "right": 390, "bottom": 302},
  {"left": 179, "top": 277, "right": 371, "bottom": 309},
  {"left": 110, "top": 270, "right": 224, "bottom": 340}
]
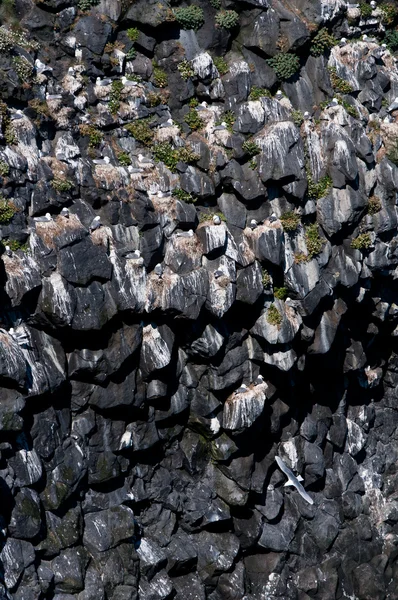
[
  {"left": 93, "top": 156, "right": 111, "bottom": 165},
  {"left": 75, "top": 44, "right": 82, "bottom": 61},
  {"left": 275, "top": 456, "right": 314, "bottom": 505},
  {"left": 132, "top": 250, "right": 141, "bottom": 258},
  {"left": 303, "top": 111, "right": 311, "bottom": 120},
  {"left": 254, "top": 374, "right": 264, "bottom": 386},
  {"left": 138, "top": 154, "right": 154, "bottom": 165},
  {"left": 370, "top": 0, "right": 376, "bottom": 8},
  {"left": 387, "top": 97, "right": 398, "bottom": 112},
  {"left": 89, "top": 216, "right": 101, "bottom": 231},
  {"left": 95, "top": 77, "right": 112, "bottom": 87},
  {"left": 339, "top": 37, "right": 347, "bottom": 46},
  {"left": 46, "top": 93, "right": 62, "bottom": 100},
  {"left": 34, "top": 213, "right": 52, "bottom": 223},
  {"left": 60, "top": 207, "right": 69, "bottom": 218},
  {"left": 10, "top": 110, "right": 24, "bottom": 120},
  {"left": 159, "top": 118, "right": 173, "bottom": 128},
  {"left": 213, "top": 121, "right": 227, "bottom": 131},
  {"left": 213, "top": 214, "right": 221, "bottom": 225},
  {"left": 176, "top": 229, "right": 194, "bottom": 238},
  {"left": 121, "top": 76, "right": 138, "bottom": 87},
  {"left": 250, "top": 219, "right": 258, "bottom": 230},
  {"left": 157, "top": 191, "right": 166, "bottom": 198},
  {"left": 275, "top": 90, "right": 283, "bottom": 100},
  {"left": 4, "top": 245, "right": 12, "bottom": 257},
  {"left": 214, "top": 270, "right": 225, "bottom": 279},
  {"left": 154, "top": 263, "right": 163, "bottom": 277},
  {"left": 68, "top": 66, "right": 76, "bottom": 76},
  {"left": 269, "top": 213, "right": 278, "bottom": 223},
  {"left": 119, "top": 430, "right": 133, "bottom": 450},
  {"left": 235, "top": 383, "right": 248, "bottom": 395},
  {"left": 329, "top": 97, "right": 339, "bottom": 107},
  {"left": 127, "top": 165, "right": 143, "bottom": 174},
  {"left": 35, "top": 59, "right": 52, "bottom": 75},
  {"left": 196, "top": 101, "right": 208, "bottom": 111}
]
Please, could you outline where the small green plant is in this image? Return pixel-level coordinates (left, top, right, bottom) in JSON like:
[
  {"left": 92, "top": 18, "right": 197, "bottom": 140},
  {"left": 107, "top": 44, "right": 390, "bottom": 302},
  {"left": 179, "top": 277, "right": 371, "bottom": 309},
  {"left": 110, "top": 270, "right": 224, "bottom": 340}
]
[
  {"left": 117, "top": 152, "right": 131, "bottom": 166},
  {"left": 262, "top": 269, "right": 271, "bottom": 287},
  {"left": 127, "top": 27, "right": 139, "bottom": 42},
  {"left": 178, "top": 60, "right": 195, "bottom": 80},
  {"left": 242, "top": 140, "right": 260, "bottom": 156},
  {"left": 294, "top": 252, "right": 309, "bottom": 264},
  {"left": 307, "top": 170, "right": 332, "bottom": 200},
  {"left": 280, "top": 211, "right": 300, "bottom": 232},
  {"left": 267, "top": 304, "right": 282, "bottom": 327},
  {"left": 215, "top": 9, "right": 239, "bottom": 29},
  {"left": 172, "top": 188, "right": 195, "bottom": 203},
  {"left": 126, "top": 47, "right": 136, "bottom": 61},
  {"left": 328, "top": 67, "right": 353, "bottom": 94},
  {"left": 367, "top": 195, "right": 382, "bottom": 214},
  {"left": 109, "top": 79, "right": 123, "bottom": 115},
  {"left": 291, "top": 109, "right": 304, "bottom": 127},
  {"left": 2, "top": 239, "right": 27, "bottom": 252},
  {"left": 351, "top": 232, "right": 372, "bottom": 250},
  {"left": 249, "top": 86, "right": 271, "bottom": 101},
  {"left": 174, "top": 5, "right": 205, "bottom": 30},
  {"left": 213, "top": 56, "right": 229, "bottom": 75},
  {"left": 199, "top": 211, "right": 226, "bottom": 223},
  {"left": 153, "top": 65, "right": 168, "bottom": 88},
  {"left": 221, "top": 110, "right": 235, "bottom": 131},
  {"left": 4, "top": 123, "right": 15, "bottom": 145},
  {"left": 338, "top": 96, "right": 357, "bottom": 118},
  {"left": 51, "top": 177, "right": 73, "bottom": 193},
  {"left": 267, "top": 53, "right": 300, "bottom": 81},
  {"left": 126, "top": 120, "right": 154, "bottom": 145},
  {"left": 0, "top": 161, "right": 9, "bottom": 177},
  {"left": 189, "top": 98, "right": 199, "bottom": 108},
  {"left": 209, "top": 0, "right": 221, "bottom": 7},
  {"left": 249, "top": 158, "right": 257, "bottom": 170},
  {"left": 152, "top": 143, "right": 199, "bottom": 172},
  {"left": 79, "top": 124, "right": 103, "bottom": 148},
  {"left": 274, "top": 286, "right": 288, "bottom": 300},
  {"left": 28, "top": 99, "right": 51, "bottom": 118},
  {"left": 78, "top": 0, "right": 100, "bottom": 10},
  {"left": 0, "top": 26, "right": 40, "bottom": 53},
  {"left": 12, "top": 56, "right": 33, "bottom": 82},
  {"left": 0, "top": 197, "right": 17, "bottom": 224},
  {"left": 305, "top": 223, "right": 324, "bottom": 257},
  {"left": 184, "top": 109, "right": 203, "bottom": 130},
  {"left": 380, "top": 2, "right": 398, "bottom": 24},
  {"left": 384, "top": 29, "right": 398, "bottom": 51},
  {"left": 387, "top": 142, "right": 398, "bottom": 165},
  {"left": 147, "top": 91, "right": 168, "bottom": 107},
  {"left": 359, "top": 2, "right": 373, "bottom": 18},
  {"left": 310, "top": 28, "right": 337, "bottom": 56}
]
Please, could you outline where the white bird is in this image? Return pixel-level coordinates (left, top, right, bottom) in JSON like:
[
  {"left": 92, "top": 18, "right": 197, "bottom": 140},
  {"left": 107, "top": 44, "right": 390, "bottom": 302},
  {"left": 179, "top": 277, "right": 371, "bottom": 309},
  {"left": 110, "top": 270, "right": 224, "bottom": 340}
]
[
  {"left": 196, "top": 101, "right": 208, "bottom": 111},
  {"left": 46, "top": 93, "right": 62, "bottom": 100},
  {"left": 138, "top": 154, "right": 154, "bottom": 165},
  {"left": 4, "top": 245, "right": 12, "bottom": 257},
  {"left": 127, "top": 166, "right": 143, "bottom": 174},
  {"left": 269, "top": 213, "right": 278, "bottom": 223},
  {"left": 254, "top": 374, "right": 264, "bottom": 385},
  {"left": 370, "top": 0, "right": 376, "bottom": 8},
  {"left": 213, "top": 121, "right": 227, "bottom": 131},
  {"left": 132, "top": 250, "right": 141, "bottom": 258},
  {"left": 93, "top": 156, "right": 111, "bottom": 165},
  {"left": 68, "top": 67, "right": 76, "bottom": 76},
  {"left": 381, "top": 43, "right": 387, "bottom": 49},
  {"left": 34, "top": 213, "right": 52, "bottom": 223},
  {"left": 157, "top": 191, "right": 166, "bottom": 198},
  {"left": 95, "top": 77, "right": 112, "bottom": 87},
  {"left": 212, "top": 214, "right": 221, "bottom": 225},
  {"left": 275, "top": 90, "right": 283, "bottom": 100},
  {"left": 154, "top": 263, "right": 163, "bottom": 277},
  {"left": 329, "top": 97, "right": 339, "bottom": 107},
  {"left": 303, "top": 111, "right": 311, "bottom": 119},
  {"left": 235, "top": 383, "right": 248, "bottom": 395},
  {"left": 388, "top": 97, "right": 398, "bottom": 112},
  {"left": 275, "top": 456, "right": 314, "bottom": 505},
  {"left": 339, "top": 37, "right": 347, "bottom": 46},
  {"left": 214, "top": 270, "right": 225, "bottom": 279},
  {"left": 89, "top": 216, "right": 101, "bottom": 231},
  {"left": 60, "top": 207, "right": 69, "bottom": 218},
  {"left": 35, "top": 59, "right": 52, "bottom": 74},
  {"left": 159, "top": 118, "right": 173, "bottom": 128},
  {"left": 75, "top": 44, "right": 82, "bottom": 62},
  {"left": 10, "top": 111, "right": 23, "bottom": 120},
  {"left": 176, "top": 229, "right": 194, "bottom": 238},
  {"left": 119, "top": 430, "right": 133, "bottom": 450},
  {"left": 121, "top": 76, "right": 138, "bottom": 87},
  {"left": 250, "top": 219, "right": 258, "bottom": 229}
]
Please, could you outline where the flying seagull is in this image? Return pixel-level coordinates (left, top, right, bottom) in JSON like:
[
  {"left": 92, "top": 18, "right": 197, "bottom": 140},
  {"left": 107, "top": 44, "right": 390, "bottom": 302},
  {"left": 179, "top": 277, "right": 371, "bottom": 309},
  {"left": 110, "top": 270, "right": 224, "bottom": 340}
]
[{"left": 275, "top": 456, "right": 314, "bottom": 505}]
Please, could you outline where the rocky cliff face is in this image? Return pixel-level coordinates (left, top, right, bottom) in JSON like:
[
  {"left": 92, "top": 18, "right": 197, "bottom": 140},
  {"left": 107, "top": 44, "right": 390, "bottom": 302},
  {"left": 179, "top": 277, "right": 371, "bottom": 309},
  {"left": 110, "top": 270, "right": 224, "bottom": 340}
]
[{"left": 0, "top": 0, "right": 398, "bottom": 598}]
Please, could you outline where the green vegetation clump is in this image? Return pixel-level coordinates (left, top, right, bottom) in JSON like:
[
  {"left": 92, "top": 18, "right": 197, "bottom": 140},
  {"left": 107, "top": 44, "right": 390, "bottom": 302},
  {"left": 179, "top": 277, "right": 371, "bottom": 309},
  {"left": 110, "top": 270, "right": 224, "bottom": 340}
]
[
  {"left": 178, "top": 60, "right": 195, "bottom": 80},
  {"left": 215, "top": 9, "right": 239, "bottom": 29},
  {"left": 387, "top": 142, "right": 398, "bottom": 165},
  {"left": 152, "top": 143, "right": 199, "bottom": 172},
  {"left": 174, "top": 6, "right": 205, "bottom": 30},
  {"left": 172, "top": 188, "right": 195, "bottom": 203},
  {"left": 310, "top": 28, "right": 337, "bottom": 56},
  {"left": 199, "top": 211, "right": 226, "bottom": 223},
  {"left": 2, "top": 239, "right": 27, "bottom": 252},
  {"left": 242, "top": 140, "right": 260, "bottom": 156},
  {"left": 109, "top": 80, "right": 123, "bottom": 115},
  {"left": 367, "top": 195, "right": 382, "bottom": 214},
  {"left": 51, "top": 177, "right": 73, "bottom": 193},
  {"left": 217, "top": 110, "right": 235, "bottom": 131},
  {"left": 209, "top": 0, "right": 221, "bottom": 8},
  {"left": 153, "top": 65, "right": 168, "bottom": 88},
  {"left": 184, "top": 109, "right": 203, "bottom": 130},
  {"left": 127, "top": 27, "right": 139, "bottom": 42},
  {"left": 305, "top": 223, "right": 324, "bottom": 257},
  {"left": 359, "top": 2, "right": 373, "bottom": 18},
  {"left": 147, "top": 91, "right": 169, "bottom": 107},
  {"left": 12, "top": 56, "right": 33, "bottom": 82},
  {"left": 262, "top": 269, "right": 271, "bottom": 287},
  {"left": 380, "top": 2, "right": 398, "bottom": 25},
  {"left": 274, "top": 286, "right": 288, "bottom": 300},
  {"left": 125, "top": 120, "right": 154, "bottom": 145},
  {"left": 267, "top": 304, "right": 282, "bottom": 327},
  {"left": 28, "top": 99, "right": 51, "bottom": 118},
  {"left": 267, "top": 53, "right": 300, "bottom": 81},
  {"left": 0, "top": 27, "right": 39, "bottom": 53},
  {"left": 384, "top": 29, "right": 398, "bottom": 51},
  {"left": 351, "top": 232, "right": 372, "bottom": 250},
  {"left": 0, "top": 161, "right": 9, "bottom": 177},
  {"left": 280, "top": 211, "right": 300, "bottom": 232},
  {"left": 307, "top": 170, "right": 332, "bottom": 200},
  {"left": 291, "top": 109, "right": 304, "bottom": 127},
  {"left": 339, "top": 97, "right": 358, "bottom": 118},
  {"left": 213, "top": 56, "right": 229, "bottom": 75},
  {"left": 294, "top": 252, "right": 309, "bottom": 264},
  {"left": 117, "top": 152, "right": 131, "bottom": 166},
  {"left": 189, "top": 98, "right": 199, "bottom": 108},
  {"left": 328, "top": 67, "right": 353, "bottom": 94},
  {"left": 249, "top": 86, "right": 271, "bottom": 101},
  {"left": 78, "top": 0, "right": 100, "bottom": 10},
  {"left": 79, "top": 124, "right": 103, "bottom": 148},
  {"left": 0, "top": 197, "right": 17, "bottom": 224}
]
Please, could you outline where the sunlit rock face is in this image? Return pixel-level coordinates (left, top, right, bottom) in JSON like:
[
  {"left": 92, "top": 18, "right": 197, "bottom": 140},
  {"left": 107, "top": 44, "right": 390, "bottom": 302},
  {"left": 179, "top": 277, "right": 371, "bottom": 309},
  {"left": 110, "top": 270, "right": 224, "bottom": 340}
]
[{"left": 1, "top": 1, "right": 398, "bottom": 599}]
